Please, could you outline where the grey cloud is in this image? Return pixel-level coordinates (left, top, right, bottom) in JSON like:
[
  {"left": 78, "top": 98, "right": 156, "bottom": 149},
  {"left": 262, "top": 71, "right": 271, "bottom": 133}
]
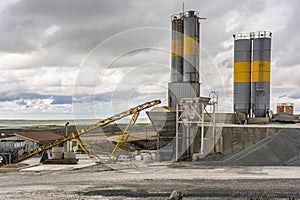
[
  {"left": 0, "top": 92, "right": 73, "bottom": 105},
  {"left": 278, "top": 95, "right": 287, "bottom": 99},
  {"left": 272, "top": 1, "right": 300, "bottom": 68},
  {"left": 0, "top": 0, "right": 174, "bottom": 70},
  {"left": 72, "top": 92, "right": 121, "bottom": 104},
  {"left": 0, "top": 0, "right": 299, "bottom": 118},
  {"left": 201, "top": 0, "right": 266, "bottom": 55},
  {"left": 51, "top": 96, "right": 72, "bottom": 105},
  {"left": 222, "top": 59, "right": 232, "bottom": 69},
  {"left": 0, "top": 93, "right": 32, "bottom": 102},
  {"left": 5, "top": 0, "right": 134, "bottom": 25},
  {"left": 109, "top": 48, "right": 170, "bottom": 69},
  {"left": 16, "top": 99, "right": 27, "bottom": 106},
  {"left": 289, "top": 93, "right": 300, "bottom": 100}
]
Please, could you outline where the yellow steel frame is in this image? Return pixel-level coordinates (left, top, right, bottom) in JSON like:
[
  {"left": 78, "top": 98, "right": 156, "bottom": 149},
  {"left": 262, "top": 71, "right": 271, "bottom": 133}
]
[
  {"left": 14, "top": 100, "right": 161, "bottom": 163},
  {"left": 73, "top": 136, "right": 94, "bottom": 159},
  {"left": 109, "top": 109, "right": 139, "bottom": 160}
]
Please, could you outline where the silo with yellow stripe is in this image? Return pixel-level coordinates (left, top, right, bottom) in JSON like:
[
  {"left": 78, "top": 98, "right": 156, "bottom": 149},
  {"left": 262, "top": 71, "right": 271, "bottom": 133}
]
[
  {"left": 233, "top": 33, "right": 252, "bottom": 116},
  {"left": 171, "top": 14, "right": 183, "bottom": 82},
  {"left": 168, "top": 10, "right": 201, "bottom": 110},
  {"left": 251, "top": 31, "right": 272, "bottom": 117},
  {"left": 183, "top": 11, "right": 200, "bottom": 83}
]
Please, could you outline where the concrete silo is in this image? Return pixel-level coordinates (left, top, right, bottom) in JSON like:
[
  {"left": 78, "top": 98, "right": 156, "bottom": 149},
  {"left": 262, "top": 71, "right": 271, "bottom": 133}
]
[
  {"left": 233, "top": 31, "right": 272, "bottom": 122},
  {"left": 251, "top": 31, "right": 272, "bottom": 117},
  {"left": 183, "top": 10, "right": 200, "bottom": 83},
  {"left": 168, "top": 11, "right": 201, "bottom": 110},
  {"left": 171, "top": 15, "right": 184, "bottom": 83},
  {"left": 233, "top": 33, "right": 252, "bottom": 119}
]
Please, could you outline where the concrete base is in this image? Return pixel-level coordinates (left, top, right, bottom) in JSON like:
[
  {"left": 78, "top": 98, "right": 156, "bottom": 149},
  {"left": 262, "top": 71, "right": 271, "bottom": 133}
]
[
  {"left": 198, "top": 153, "right": 206, "bottom": 159},
  {"left": 192, "top": 153, "right": 200, "bottom": 161},
  {"left": 248, "top": 117, "right": 270, "bottom": 124},
  {"left": 190, "top": 123, "right": 300, "bottom": 157},
  {"left": 151, "top": 152, "right": 161, "bottom": 161},
  {"left": 42, "top": 158, "right": 78, "bottom": 165}
]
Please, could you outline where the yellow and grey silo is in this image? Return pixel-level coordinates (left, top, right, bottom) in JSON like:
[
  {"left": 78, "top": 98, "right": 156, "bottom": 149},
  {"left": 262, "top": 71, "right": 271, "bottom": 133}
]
[
  {"left": 171, "top": 15, "right": 184, "bottom": 82},
  {"left": 233, "top": 33, "right": 252, "bottom": 117},
  {"left": 168, "top": 11, "right": 201, "bottom": 110},
  {"left": 251, "top": 31, "right": 271, "bottom": 117},
  {"left": 183, "top": 11, "right": 200, "bottom": 83}
]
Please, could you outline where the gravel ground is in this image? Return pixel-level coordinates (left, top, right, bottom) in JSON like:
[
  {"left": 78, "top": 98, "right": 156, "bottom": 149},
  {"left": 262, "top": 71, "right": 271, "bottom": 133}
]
[
  {"left": 0, "top": 163, "right": 299, "bottom": 200},
  {"left": 0, "top": 129, "right": 299, "bottom": 199}
]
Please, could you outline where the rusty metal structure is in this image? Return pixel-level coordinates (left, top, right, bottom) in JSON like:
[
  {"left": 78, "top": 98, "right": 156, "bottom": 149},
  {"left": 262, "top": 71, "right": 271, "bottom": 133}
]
[{"left": 277, "top": 103, "right": 294, "bottom": 114}]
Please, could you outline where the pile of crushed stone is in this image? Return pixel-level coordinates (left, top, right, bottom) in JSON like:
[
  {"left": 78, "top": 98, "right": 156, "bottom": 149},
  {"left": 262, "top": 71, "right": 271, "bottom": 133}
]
[
  {"left": 222, "top": 128, "right": 300, "bottom": 166},
  {"left": 192, "top": 128, "right": 300, "bottom": 166}
]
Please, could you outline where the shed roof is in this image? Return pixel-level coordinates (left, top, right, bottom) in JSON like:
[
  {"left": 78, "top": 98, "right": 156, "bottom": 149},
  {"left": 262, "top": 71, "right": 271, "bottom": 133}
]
[
  {"left": 14, "top": 132, "right": 63, "bottom": 142},
  {"left": 0, "top": 136, "right": 24, "bottom": 141}
]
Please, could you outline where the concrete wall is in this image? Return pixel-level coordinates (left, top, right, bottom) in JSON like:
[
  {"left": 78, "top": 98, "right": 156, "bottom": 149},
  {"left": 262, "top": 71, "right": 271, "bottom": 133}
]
[
  {"left": 191, "top": 125, "right": 300, "bottom": 156},
  {"left": 217, "top": 126, "right": 278, "bottom": 155},
  {"left": 203, "top": 113, "right": 235, "bottom": 124}
]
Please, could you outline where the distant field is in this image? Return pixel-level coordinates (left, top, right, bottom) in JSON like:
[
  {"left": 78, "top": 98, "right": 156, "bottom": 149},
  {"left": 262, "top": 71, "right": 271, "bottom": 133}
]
[
  {"left": 0, "top": 119, "right": 151, "bottom": 129},
  {"left": 0, "top": 119, "right": 90, "bottom": 127}
]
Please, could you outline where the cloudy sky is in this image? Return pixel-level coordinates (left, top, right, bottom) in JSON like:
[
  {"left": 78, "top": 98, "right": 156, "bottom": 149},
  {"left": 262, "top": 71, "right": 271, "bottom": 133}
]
[{"left": 0, "top": 0, "right": 299, "bottom": 120}]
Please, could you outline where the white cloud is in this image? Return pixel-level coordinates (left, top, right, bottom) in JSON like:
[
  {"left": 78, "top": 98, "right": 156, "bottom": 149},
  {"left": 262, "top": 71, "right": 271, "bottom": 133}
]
[{"left": 43, "top": 25, "right": 60, "bottom": 38}]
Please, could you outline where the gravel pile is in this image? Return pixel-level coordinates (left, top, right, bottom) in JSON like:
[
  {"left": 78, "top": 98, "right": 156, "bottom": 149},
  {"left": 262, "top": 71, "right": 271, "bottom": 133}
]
[
  {"left": 222, "top": 128, "right": 300, "bottom": 166},
  {"left": 190, "top": 128, "right": 300, "bottom": 166}
]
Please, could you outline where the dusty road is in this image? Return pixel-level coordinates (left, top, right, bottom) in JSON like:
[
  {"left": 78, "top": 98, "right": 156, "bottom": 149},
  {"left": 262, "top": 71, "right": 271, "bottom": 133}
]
[{"left": 0, "top": 162, "right": 299, "bottom": 200}]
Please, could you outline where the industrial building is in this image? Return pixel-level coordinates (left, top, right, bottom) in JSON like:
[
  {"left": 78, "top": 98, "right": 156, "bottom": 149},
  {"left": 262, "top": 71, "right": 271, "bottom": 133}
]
[
  {"left": 147, "top": 10, "right": 300, "bottom": 162},
  {"left": 0, "top": 131, "right": 63, "bottom": 164},
  {"left": 168, "top": 10, "right": 200, "bottom": 109},
  {"left": 148, "top": 10, "right": 216, "bottom": 161}
]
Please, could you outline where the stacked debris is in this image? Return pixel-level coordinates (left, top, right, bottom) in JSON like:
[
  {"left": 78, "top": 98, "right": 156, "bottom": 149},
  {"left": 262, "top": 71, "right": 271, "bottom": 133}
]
[{"left": 272, "top": 113, "right": 299, "bottom": 123}]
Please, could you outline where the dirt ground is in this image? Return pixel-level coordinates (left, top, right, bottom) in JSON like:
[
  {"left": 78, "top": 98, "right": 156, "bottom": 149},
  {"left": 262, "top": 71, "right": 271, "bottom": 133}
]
[
  {"left": 0, "top": 127, "right": 299, "bottom": 199},
  {"left": 0, "top": 162, "right": 299, "bottom": 200}
]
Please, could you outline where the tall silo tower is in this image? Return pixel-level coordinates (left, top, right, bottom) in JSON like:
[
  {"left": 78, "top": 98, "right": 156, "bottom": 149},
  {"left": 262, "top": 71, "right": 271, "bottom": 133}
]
[
  {"left": 168, "top": 11, "right": 201, "bottom": 110},
  {"left": 171, "top": 15, "right": 184, "bottom": 83},
  {"left": 251, "top": 31, "right": 272, "bottom": 117},
  {"left": 233, "top": 31, "right": 272, "bottom": 121},
  {"left": 183, "top": 10, "right": 200, "bottom": 83},
  {"left": 233, "top": 33, "right": 252, "bottom": 119}
]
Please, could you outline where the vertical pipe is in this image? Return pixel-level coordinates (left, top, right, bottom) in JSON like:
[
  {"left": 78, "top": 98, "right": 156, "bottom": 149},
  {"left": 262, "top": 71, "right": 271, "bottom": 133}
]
[
  {"left": 157, "top": 133, "right": 159, "bottom": 156},
  {"left": 65, "top": 122, "right": 69, "bottom": 152},
  {"left": 186, "top": 123, "right": 190, "bottom": 159},
  {"left": 182, "top": 122, "right": 186, "bottom": 158},
  {"left": 200, "top": 103, "right": 204, "bottom": 155},
  {"left": 212, "top": 103, "right": 216, "bottom": 153},
  {"left": 175, "top": 103, "right": 179, "bottom": 161}
]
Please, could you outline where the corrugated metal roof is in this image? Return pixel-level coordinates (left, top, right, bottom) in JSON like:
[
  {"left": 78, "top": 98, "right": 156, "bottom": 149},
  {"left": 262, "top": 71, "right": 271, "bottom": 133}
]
[{"left": 14, "top": 132, "right": 63, "bottom": 142}]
